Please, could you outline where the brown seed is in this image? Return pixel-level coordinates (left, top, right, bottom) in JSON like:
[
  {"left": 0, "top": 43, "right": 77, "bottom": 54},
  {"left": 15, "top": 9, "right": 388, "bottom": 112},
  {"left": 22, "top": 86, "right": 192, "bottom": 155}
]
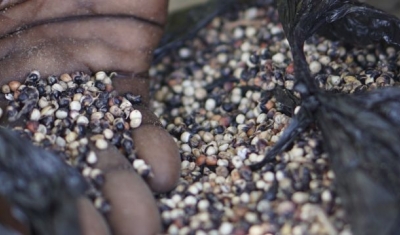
[
  {"left": 196, "top": 155, "right": 206, "bottom": 166},
  {"left": 205, "top": 155, "right": 218, "bottom": 166},
  {"left": 26, "top": 121, "right": 39, "bottom": 133},
  {"left": 9, "top": 81, "right": 21, "bottom": 92},
  {"left": 60, "top": 73, "right": 73, "bottom": 82}
]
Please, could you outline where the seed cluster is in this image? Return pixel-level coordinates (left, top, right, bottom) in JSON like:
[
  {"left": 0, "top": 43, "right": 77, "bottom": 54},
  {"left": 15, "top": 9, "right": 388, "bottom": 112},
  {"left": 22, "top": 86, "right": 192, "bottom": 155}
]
[
  {"left": 151, "top": 3, "right": 400, "bottom": 235},
  {"left": 0, "top": 71, "right": 151, "bottom": 213}
]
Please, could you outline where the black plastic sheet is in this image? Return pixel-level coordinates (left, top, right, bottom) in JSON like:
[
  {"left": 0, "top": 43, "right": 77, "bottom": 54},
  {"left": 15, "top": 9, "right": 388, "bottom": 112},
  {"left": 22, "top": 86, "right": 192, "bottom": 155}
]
[{"left": 0, "top": 128, "right": 86, "bottom": 235}]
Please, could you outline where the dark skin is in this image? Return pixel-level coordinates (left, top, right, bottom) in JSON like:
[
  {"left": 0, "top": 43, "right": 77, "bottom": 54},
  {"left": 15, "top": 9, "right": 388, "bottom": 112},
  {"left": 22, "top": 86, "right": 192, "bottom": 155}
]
[{"left": 0, "top": 0, "right": 181, "bottom": 234}]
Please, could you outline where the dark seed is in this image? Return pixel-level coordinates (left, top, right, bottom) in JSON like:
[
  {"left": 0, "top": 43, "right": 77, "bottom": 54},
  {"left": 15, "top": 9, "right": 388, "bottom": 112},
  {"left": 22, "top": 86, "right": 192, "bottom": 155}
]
[
  {"left": 125, "top": 93, "right": 142, "bottom": 104},
  {"left": 47, "top": 75, "right": 58, "bottom": 85}
]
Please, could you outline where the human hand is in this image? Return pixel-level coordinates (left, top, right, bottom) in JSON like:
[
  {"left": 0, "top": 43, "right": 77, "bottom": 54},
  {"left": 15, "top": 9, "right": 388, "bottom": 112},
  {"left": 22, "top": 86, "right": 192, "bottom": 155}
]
[{"left": 0, "top": 1, "right": 180, "bottom": 234}]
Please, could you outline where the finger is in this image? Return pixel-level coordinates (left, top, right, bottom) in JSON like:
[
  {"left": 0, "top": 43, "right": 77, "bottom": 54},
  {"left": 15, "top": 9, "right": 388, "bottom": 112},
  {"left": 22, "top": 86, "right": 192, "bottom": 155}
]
[
  {"left": 0, "top": 0, "right": 27, "bottom": 11},
  {"left": 0, "top": 17, "right": 163, "bottom": 83},
  {"left": 93, "top": 145, "right": 162, "bottom": 235},
  {"left": 77, "top": 198, "right": 110, "bottom": 235},
  {"left": 0, "top": 0, "right": 169, "bottom": 36},
  {"left": 131, "top": 106, "right": 181, "bottom": 193},
  {"left": 111, "top": 73, "right": 182, "bottom": 193}
]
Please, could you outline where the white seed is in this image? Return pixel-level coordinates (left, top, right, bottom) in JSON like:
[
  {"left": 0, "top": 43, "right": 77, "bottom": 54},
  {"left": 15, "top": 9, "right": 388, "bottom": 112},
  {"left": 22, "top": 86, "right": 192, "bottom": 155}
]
[
  {"left": 33, "top": 132, "right": 45, "bottom": 143},
  {"left": 79, "top": 137, "right": 88, "bottom": 145},
  {"left": 103, "top": 128, "right": 114, "bottom": 139},
  {"left": 40, "top": 105, "right": 56, "bottom": 117},
  {"left": 69, "top": 110, "right": 80, "bottom": 120},
  {"left": 91, "top": 112, "right": 104, "bottom": 120},
  {"left": 180, "top": 132, "right": 191, "bottom": 143},
  {"left": 55, "top": 136, "right": 66, "bottom": 147},
  {"left": 30, "top": 108, "right": 41, "bottom": 121},
  {"left": 272, "top": 53, "right": 285, "bottom": 63},
  {"left": 38, "top": 97, "right": 49, "bottom": 108},
  {"left": 51, "top": 83, "right": 64, "bottom": 92},
  {"left": 82, "top": 167, "right": 92, "bottom": 177},
  {"left": 133, "top": 159, "right": 146, "bottom": 170},
  {"left": 65, "top": 131, "right": 78, "bottom": 143},
  {"left": 69, "top": 101, "right": 81, "bottom": 111},
  {"left": 86, "top": 151, "right": 98, "bottom": 165},
  {"left": 67, "top": 81, "right": 77, "bottom": 89},
  {"left": 120, "top": 98, "right": 132, "bottom": 110},
  {"left": 1, "top": 84, "right": 10, "bottom": 94},
  {"left": 37, "top": 124, "right": 47, "bottom": 135},
  {"left": 236, "top": 114, "right": 245, "bottom": 124},
  {"left": 76, "top": 115, "right": 89, "bottom": 125},
  {"left": 103, "top": 77, "right": 112, "bottom": 85},
  {"left": 68, "top": 141, "right": 80, "bottom": 150},
  {"left": 129, "top": 110, "right": 142, "bottom": 128},
  {"left": 95, "top": 71, "right": 107, "bottom": 81},
  {"left": 109, "top": 105, "right": 123, "bottom": 117},
  {"left": 95, "top": 139, "right": 108, "bottom": 150},
  {"left": 55, "top": 109, "right": 68, "bottom": 119},
  {"left": 205, "top": 98, "right": 216, "bottom": 111},
  {"left": 5, "top": 93, "right": 13, "bottom": 101}
]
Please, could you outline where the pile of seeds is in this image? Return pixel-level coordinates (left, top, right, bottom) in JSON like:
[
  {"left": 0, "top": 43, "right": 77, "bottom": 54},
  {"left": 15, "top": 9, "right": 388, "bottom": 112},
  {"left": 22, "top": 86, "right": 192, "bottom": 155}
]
[
  {"left": 151, "top": 3, "right": 400, "bottom": 235},
  {"left": 0, "top": 71, "right": 151, "bottom": 213}
]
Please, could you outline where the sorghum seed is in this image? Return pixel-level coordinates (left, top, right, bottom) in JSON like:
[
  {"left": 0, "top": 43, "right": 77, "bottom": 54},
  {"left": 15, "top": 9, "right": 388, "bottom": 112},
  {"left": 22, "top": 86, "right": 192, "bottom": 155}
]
[
  {"left": 47, "top": 75, "right": 58, "bottom": 85},
  {"left": 55, "top": 108, "right": 68, "bottom": 119},
  {"left": 103, "top": 129, "right": 114, "bottom": 139},
  {"left": 30, "top": 108, "right": 41, "bottom": 121},
  {"left": 60, "top": 73, "right": 72, "bottom": 82},
  {"left": 65, "top": 131, "right": 78, "bottom": 143},
  {"left": 52, "top": 83, "right": 64, "bottom": 92},
  {"left": 70, "top": 101, "right": 81, "bottom": 111},
  {"left": 76, "top": 115, "right": 89, "bottom": 126},
  {"left": 113, "top": 118, "right": 125, "bottom": 131},
  {"left": 9, "top": 81, "right": 21, "bottom": 92},
  {"left": 86, "top": 151, "right": 98, "bottom": 165},
  {"left": 1, "top": 84, "right": 10, "bottom": 94},
  {"left": 95, "top": 71, "right": 107, "bottom": 81},
  {"left": 95, "top": 138, "right": 108, "bottom": 150},
  {"left": 119, "top": 98, "right": 132, "bottom": 110},
  {"left": 91, "top": 112, "right": 104, "bottom": 121},
  {"left": 133, "top": 159, "right": 146, "bottom": 170},
  {"left": 129, "top": 110, "right": 142, "bottom": 128}
]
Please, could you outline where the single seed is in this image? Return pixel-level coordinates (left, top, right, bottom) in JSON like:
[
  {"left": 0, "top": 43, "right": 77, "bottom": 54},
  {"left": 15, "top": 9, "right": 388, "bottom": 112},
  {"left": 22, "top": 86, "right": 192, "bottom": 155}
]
[
  {"left": 109, "top": 105, "right": 123, "bottom": 117},
  {"left": 1, "top": 84, "right": 10, "bottom": 94},
  {"left": 55, "top": 108, "right": 68, "bottom": 119},
  {"left": 86, "top": 151, "right": 98, "bottom": 165},
  {"left": 95, "top": 138, "right": 108, "bottom": 150},
  {"left": 120, "top": 98, "right": 132, "bottom": 110},
  {"left": 76, "top": 115, "right": 89, "bottom": 126},
  {"left": 129, "top": 110, "right": 142, "bottom": 128},
  {"left": 30, "top": 108, "right": 41, "bottom": 121},
  {"left": 52, "top": 83, "right": 64, "bottom": 92},
  {"left": 65, "top": 131, "right": 78, "bottom": 143},
  {"left": 9, "top": 81, "right": 21, "bottom": 92},
  {"left": 70, "top": 101, "right": 81, "bottom": 111},
  {"left": 103, "top": 128, "right": 114, "bottom": 139},
  {"left": 91, "top": 112, "right": 104, "bottom": 121},
  {"left": 95, "top": 71, "right": 107, "bottom": 81},
  {"left": 133, "top": 159, "right": 146, "bottom": 170},
  {"left": 60, "top": 73, "right": 72, "bottom": 82}
]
